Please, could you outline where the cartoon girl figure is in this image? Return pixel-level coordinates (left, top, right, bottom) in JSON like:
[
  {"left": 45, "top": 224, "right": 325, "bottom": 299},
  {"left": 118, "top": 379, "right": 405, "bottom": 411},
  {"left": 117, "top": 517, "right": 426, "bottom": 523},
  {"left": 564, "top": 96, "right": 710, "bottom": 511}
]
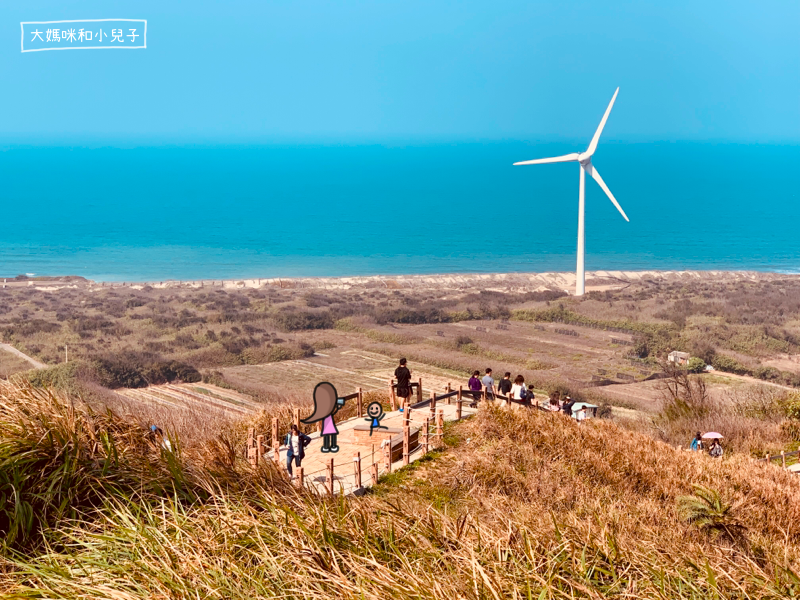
[
  {"left": 364, "top": 401, "right": 388, "bottom": 436},
  {"left": 302, "top": 381, "right": 344, "bottom": 453}
]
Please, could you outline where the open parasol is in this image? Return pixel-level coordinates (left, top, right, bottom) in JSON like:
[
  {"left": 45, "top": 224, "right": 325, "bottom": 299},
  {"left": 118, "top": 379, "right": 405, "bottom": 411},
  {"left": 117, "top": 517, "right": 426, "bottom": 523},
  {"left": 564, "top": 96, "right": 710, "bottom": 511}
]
[{"left": 701, "top": 432, "right": 724, "bottom": 440}]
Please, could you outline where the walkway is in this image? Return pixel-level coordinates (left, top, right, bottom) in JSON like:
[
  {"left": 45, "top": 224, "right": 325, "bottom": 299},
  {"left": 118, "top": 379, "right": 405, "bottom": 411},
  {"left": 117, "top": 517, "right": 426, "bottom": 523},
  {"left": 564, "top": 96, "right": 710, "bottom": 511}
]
[
  {"left": 253, "top": 396, "right": 481, "bottom": 496},
  {"left": 0, "top": 343, "right": 47, "bottom": 370}
]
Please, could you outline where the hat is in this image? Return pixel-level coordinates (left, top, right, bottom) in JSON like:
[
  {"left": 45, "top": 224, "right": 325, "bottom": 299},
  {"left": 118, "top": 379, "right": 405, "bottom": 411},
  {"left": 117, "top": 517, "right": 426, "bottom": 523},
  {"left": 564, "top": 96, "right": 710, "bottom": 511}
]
[{"left": 150, "top": 425, "right": 157, "bottom": 432}]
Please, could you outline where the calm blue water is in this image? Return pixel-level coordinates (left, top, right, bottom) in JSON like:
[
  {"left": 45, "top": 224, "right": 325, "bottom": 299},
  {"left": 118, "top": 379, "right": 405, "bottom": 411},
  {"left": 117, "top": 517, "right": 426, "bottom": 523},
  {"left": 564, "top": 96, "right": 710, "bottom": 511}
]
[{"left": 0, "top": 141, "right": 798, "bottom": 281}]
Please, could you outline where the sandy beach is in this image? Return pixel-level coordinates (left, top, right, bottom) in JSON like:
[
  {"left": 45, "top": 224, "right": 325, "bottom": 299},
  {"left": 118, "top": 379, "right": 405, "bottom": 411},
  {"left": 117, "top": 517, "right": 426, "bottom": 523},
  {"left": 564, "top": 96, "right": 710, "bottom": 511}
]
[{"left": 6, "top": 269, "right": 794, "bottom": 294}]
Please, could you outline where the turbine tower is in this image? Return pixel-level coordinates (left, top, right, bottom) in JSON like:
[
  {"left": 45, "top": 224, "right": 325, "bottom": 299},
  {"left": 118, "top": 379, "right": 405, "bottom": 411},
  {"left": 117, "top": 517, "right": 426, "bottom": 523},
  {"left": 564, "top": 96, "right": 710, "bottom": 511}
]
[{"left": 514, "top": 87, "right": 629, "bottom": 296}]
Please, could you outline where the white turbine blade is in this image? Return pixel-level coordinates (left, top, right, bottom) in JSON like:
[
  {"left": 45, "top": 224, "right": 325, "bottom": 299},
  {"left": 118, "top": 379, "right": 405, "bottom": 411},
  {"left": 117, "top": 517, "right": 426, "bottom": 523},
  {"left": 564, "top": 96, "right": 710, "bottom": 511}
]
[
  {"left": 513, "top": 153, "right": 579, "bottom": 166},
  {"left": 585, "top": 87, "right": 619, "bottom": 157},
  {"left": 584, "top": 164, "right": 629, "bottom": 222}
]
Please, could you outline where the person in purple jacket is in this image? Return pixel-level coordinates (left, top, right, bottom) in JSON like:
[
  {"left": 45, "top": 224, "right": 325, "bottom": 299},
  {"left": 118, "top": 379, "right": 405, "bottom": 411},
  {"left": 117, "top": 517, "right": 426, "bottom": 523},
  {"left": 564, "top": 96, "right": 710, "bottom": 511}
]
[
  {"left": 302, "top": 381, "right": 345, "bottom": 453},
  {"left": 468, "top": 370, "right": 482, "bottom": 401}
]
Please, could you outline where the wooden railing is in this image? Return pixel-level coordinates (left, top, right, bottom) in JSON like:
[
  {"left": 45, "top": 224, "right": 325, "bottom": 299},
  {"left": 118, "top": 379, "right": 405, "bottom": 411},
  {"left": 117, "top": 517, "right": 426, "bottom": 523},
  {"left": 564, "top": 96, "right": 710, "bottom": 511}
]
[
  {"left": 245, "top": 378, "right": 474, "bottom": 496},
  {"left": 757, "top": 449, "right": 799, "bottom": 468}
]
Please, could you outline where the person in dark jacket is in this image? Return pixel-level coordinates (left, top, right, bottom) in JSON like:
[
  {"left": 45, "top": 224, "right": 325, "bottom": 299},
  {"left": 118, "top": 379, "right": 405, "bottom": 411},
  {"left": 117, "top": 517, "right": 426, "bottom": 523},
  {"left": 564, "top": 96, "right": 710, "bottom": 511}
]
[
  {"left": 562, "top": 396, "right": 576, "bottom": 417},
  {"left": 282, "top": 424, "right": 312, "bottom": 477},
  {"left": 497, "top": 372, "right": 513, "bottom": 396},
  {"left": 394, "top": 358, "right": 412, "bottom": 412}
]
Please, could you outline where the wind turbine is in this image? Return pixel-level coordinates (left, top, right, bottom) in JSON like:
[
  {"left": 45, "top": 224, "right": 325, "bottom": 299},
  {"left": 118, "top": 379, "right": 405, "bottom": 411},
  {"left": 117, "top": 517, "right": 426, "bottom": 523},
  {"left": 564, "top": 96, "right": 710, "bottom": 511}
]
[{"left": 514, "top": 87, "right": 628, "bottom": 296}]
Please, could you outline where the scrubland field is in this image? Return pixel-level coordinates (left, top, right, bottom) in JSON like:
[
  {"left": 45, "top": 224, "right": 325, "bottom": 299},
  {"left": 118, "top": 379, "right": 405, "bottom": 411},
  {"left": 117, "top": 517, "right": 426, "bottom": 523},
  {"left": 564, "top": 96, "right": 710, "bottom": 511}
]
[{"left": 2, "top": 271, "right": 800, "bottom": 597}]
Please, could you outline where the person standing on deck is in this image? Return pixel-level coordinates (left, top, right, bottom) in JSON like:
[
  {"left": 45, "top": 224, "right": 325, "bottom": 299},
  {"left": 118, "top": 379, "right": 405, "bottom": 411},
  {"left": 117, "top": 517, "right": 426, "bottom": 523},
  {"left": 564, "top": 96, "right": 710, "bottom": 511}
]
[
  {"left": 468, "top": 370, "right": 482, "bottom": 400},
  {"left": 498, "top": 372, "right": 513, "bottom": 397},
  {"left": 510, "top": 375, "right": 527, "bottom": 401},
  {"left": 395, "top": 358, "right": 412, "bottom": 412},
  {"left": 481, "top": 368, "right": 495, "bottom": 400},
  {"left": 281, "top": 424, "right": 312, "bottom": 477}
]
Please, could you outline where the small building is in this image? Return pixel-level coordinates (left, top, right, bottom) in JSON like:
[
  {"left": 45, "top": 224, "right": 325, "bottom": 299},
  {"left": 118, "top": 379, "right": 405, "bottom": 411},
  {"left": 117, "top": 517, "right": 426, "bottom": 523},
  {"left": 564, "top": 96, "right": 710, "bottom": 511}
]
[{"left": 668, "top": 351, "right": 690, "bottom": 366}]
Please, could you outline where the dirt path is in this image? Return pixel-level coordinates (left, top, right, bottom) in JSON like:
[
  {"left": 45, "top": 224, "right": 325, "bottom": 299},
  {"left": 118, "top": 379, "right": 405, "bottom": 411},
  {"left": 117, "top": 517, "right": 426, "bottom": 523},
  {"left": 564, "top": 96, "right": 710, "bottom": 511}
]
[
  {"left": 0, "top": 343, "right": 47, "bottom": 370},
  {"left": 708, "top": 371, "right": 797, "bottom": 392}
]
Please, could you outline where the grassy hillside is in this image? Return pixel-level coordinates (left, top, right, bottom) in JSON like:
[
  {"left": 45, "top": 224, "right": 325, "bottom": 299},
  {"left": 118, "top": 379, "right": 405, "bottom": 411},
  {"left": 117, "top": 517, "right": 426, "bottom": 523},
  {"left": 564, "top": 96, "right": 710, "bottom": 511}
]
[{"left": 1, "top": 382, "right": 799, "bottom": 598}]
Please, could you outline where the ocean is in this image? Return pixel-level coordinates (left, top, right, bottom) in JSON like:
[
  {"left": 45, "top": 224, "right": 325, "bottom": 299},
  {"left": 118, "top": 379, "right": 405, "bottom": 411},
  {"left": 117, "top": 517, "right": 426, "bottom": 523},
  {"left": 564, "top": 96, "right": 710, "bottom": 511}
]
[{"left": 1, "top": 141, "right": 798, "bottom": 282}]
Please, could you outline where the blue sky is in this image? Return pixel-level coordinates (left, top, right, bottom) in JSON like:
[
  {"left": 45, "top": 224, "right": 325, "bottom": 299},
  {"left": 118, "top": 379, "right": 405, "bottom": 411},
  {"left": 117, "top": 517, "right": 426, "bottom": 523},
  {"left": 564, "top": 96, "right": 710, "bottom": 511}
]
[{"left": 3, "top": 1, "right": 798, "bottom": 143}]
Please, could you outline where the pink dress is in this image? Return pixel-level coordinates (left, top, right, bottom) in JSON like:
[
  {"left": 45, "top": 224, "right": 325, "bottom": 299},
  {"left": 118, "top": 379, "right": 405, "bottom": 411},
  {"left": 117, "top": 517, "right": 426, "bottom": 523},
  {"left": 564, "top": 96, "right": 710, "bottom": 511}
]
[{"left": 321, "top": 415, "right": 337, "bottom": 435}]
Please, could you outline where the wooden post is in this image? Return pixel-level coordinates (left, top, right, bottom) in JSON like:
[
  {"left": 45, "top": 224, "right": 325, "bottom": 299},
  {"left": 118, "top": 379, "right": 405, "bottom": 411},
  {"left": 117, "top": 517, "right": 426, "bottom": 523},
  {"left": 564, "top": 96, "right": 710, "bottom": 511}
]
[
  {"left": 248, "top": 445, "right": 258, "bottom": 467},
  {"left": 389, "top": 379, "right": 397, "bottom": 411},
  {"left": 274, "top": 446, "right": 280, "bottom": 462},
  {"left": 457, "top": 386, "right": 462, "bottom": 404},
  {"left": 296, "top": 466, "right": 304, "bottom": 488},
  {"left": 782, "top": 450, "right": 786, "bottom": 468},
  {"left": 354, "top": 452, "right": 362, "bottom": 489},
  {"left": 404, "top": 406, "right": 411, "bottom": 428},
  {"left": 272, "top": 418, "right": 279, "bottom": 449},
  {"left": 421, "top": 417, "right": 430, "bottom": 453},
  {"left": 383, "top": 440, "right": 391, "bottom": 473},
  {"left": 357, "top": 387, "right": 363, "bottom": 418},
  {"left": 326, "top": 458, "right": 334, "bottom": 496},
  {"left": 766, "top": 453, "right": 771, "bottom": 464},
  {"left": 456, "top": 398, "right": 463, "bottom": 420},
  {"left": 403, "top": 425, "right": 410, "bottom": 466},
  {"left": 446, "top": 382, "right": 452, "bottom": 404},
  {"left": 293, "top": 409, "right": 300, "bottom": 431},
  {"left": 371, "top": 462, "right": 379, "bottom": 485},
  {"left": 256, "top": 434, "right": 264, "bottom": 464},
  {"left": 417, "top": 377, "right": 422, "bottom": 404},
  {"left": 436, "top": 408, "right": 444, "bottom": 447}
]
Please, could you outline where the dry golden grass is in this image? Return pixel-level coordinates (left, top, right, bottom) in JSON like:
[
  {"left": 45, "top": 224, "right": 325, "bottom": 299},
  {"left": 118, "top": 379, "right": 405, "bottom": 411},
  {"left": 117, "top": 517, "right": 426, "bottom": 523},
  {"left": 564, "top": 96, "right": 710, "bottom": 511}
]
[{"left": 1, "top": 380, "right": 800, "bottom": 598}]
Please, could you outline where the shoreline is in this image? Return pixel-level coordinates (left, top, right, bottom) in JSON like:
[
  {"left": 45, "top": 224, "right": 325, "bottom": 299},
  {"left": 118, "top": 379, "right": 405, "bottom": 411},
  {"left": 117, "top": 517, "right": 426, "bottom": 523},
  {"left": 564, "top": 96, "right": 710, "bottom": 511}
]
[{"left": 3, "top": 269, "right": 796, "bottom": 294}]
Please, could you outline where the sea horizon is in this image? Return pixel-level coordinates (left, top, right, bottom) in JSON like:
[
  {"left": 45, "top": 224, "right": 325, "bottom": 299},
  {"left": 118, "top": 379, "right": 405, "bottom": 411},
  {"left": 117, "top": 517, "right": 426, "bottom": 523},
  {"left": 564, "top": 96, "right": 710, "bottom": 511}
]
[{"left": 2, "top": 140, "right": 799, "bottom": 282}]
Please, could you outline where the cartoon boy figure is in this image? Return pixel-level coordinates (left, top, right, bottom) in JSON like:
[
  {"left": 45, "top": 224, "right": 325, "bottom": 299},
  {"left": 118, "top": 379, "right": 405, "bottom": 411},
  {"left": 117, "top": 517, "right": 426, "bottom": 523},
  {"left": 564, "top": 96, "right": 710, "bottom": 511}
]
[{"left": 365, "top": 401, "right": 387, "bottom": 436}]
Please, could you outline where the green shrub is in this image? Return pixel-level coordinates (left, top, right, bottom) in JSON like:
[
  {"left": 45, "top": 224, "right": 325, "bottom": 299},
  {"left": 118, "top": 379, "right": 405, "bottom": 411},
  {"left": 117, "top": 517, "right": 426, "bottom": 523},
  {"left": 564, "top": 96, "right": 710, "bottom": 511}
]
[
  {"left": 710, "top": 354, "right": 751, "bottom": 376},
  {"left": 24, "top": 362, "right": 79, "bottom": 390},
  {"left": 686, "top": 357, "right": 707, "bottom": 374},
  {"left": 272, "top": 310, "right": 334, "bottom": 331},
  {"left": 780, "top": 419, "right": 800, "bottom": 441},
  {"left": 597, "top": 404, "right": 613, "bottom": 419},
  {"left": 374, "top": 307, "right": 450, "bottom": 325},
  {"left": 677, "top": 485, "right": 746, "bottom": 544},
  {"left": 785, "top": 397, "right": 800, "bottom": 421},
  {"left": 753, "top": 366, "right": 782, "bottom": 381},
  {"left": 91, "top": 354, "right": 200, "bottom": 388}
]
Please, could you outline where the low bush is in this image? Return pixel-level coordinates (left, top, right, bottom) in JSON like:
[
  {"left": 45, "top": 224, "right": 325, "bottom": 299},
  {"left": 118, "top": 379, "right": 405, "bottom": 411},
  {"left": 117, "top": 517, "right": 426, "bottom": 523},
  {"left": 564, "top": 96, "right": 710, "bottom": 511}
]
[
  {"left": 2, "top": 319, "right": 61, "bottom": 338},
  {"left": 710, "top": 353, "right": 752, "bottom": 375},
  {"left": 374, "top": 307, "right": 451, "bottom": 325},
  {"left": 272, "top": 310, "right": 334, "bottom": 331},
  {"left": 686, "top": 357, "right": 706, "bottom": 373},
  {"left": 91, "top": 353, "right": 201, "bottom": 388}
]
